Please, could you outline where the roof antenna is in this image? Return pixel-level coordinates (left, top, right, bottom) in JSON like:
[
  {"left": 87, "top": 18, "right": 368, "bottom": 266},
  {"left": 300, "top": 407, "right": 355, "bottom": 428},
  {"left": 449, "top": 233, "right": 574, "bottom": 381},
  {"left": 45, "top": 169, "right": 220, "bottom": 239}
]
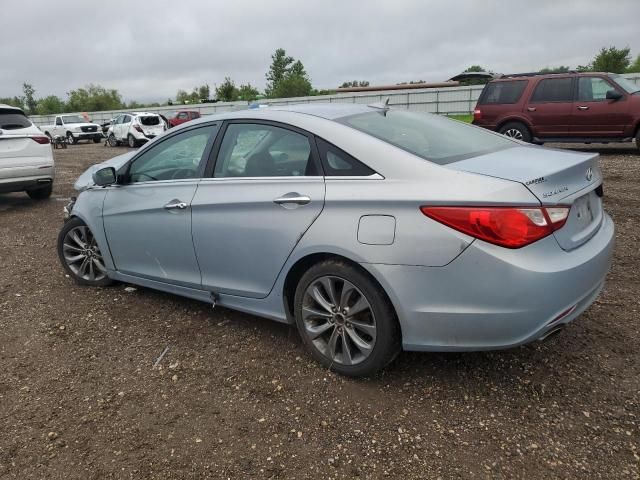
[{"left": 368, "top": 97, "right": 391, "bottom": 114}]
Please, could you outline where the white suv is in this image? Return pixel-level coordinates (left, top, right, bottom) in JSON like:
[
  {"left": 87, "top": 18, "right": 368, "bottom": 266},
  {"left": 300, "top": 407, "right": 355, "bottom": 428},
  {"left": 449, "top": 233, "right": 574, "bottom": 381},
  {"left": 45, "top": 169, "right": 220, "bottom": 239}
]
[
  {"left": 106, "top": 112, "right": 167, "bottom": 148},
  {"left": 0, "top": 104, "right": 55, "bottom": 199}
]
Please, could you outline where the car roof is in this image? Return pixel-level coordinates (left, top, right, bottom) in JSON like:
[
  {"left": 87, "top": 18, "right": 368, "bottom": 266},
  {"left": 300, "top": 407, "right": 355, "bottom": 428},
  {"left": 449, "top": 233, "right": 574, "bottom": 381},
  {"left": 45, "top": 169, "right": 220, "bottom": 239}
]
[
  {"left": 492, "top": 71, "right": 613, "bottom": 82},
  {"left": 0, "top": 103, "right": 25, "bottom": 112}
]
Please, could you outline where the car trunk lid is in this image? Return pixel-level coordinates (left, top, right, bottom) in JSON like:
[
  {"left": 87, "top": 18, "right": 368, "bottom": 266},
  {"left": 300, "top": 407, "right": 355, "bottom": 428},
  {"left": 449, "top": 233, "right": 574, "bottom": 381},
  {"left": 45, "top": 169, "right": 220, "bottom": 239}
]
[{"left": 446, "top": 145, "right": 603, "bottom": 251}]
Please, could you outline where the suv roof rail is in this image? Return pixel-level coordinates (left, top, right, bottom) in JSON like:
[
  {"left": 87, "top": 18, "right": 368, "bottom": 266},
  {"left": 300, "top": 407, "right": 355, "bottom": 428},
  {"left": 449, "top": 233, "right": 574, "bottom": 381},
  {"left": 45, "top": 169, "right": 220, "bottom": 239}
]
[{"left": 499, "top": 71, "right": 577, "bottom": 79}]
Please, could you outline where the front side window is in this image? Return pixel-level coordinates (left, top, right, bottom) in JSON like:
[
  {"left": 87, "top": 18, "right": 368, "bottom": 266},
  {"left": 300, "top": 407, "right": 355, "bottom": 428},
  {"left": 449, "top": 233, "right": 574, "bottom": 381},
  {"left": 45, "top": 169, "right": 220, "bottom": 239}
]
[
  {"left": 214, "top": 123, "right": 315, "bottom": 178},
  {"left": 577, "top": 77, "right": 617, "bottom": 102},
  {"left": 339, "top": 110, "right": 516, "bottom": 165},
  {"left": 479, "top": 80, "right": 527, "bottom": 104},
  {"left": 122, "top": 115, "right": 131, "bottom": 124},
  {"left": 56, "top": 117, "right": 63, "bottom": 126},
  {"left": 530, "top": 78, "right": 573, "bottom": 103},
  {"left": 128, "top": 125, "right": 217, "bottom": 183}
]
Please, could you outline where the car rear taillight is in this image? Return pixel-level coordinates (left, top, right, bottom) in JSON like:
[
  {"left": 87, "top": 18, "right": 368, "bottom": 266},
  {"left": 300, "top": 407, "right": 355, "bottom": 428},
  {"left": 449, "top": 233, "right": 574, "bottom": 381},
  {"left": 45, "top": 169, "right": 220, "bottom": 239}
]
[
  {"left": 473, "top": 108, "right": 482, "bottom": 121},
  {"left": 134, "top": 125, "right": 143, "bottom": 133},
  {"left": 420, "top": 206, "right": 570, "bottom": 249},
  {"left": 30, "top": 136, "right": 51, "bottom": 144}
]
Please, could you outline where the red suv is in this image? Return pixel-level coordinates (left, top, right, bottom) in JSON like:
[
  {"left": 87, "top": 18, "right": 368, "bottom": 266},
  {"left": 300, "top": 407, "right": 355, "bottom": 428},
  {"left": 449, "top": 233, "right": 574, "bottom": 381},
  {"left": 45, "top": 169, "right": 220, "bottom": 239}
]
[
  {"left": 472, "top": 72, "right": 640, "bottom": 149},
  {"left": 168, "top": 110, "right": 201, "bottom": 128}
]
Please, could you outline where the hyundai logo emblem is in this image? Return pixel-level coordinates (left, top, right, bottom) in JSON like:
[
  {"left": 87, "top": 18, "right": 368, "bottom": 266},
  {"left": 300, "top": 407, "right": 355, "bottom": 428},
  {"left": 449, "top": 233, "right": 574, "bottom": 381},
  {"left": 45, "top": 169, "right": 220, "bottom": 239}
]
[{"left": 586, "top": 167, "right": 593, "bottom": 182}]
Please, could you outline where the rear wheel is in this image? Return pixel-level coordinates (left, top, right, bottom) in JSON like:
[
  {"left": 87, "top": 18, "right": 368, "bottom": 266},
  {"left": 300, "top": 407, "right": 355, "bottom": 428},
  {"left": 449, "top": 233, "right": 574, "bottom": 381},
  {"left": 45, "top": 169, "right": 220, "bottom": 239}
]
[
  {"left": 57, "top": 217, "right": 113, "bottom": 287},
  {"left": 66, "top": 131, "right": 77, "bottom": 145},
  {"left": 499, "top": 122, "right": 532, "bottom": 142},
  {"left": 294, "top": 260, "right": 401, "bottom": 377},
  {"left": 127, "top": 134, "right": 137, "bottom": 148},
  {"left": 27, "top": 184, "right": 52, "bottom": 200}
]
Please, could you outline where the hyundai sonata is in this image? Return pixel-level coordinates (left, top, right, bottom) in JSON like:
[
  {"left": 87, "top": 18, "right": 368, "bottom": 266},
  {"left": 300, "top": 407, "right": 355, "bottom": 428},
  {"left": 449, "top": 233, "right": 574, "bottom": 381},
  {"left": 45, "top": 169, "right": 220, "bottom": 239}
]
[{"left": 57, "top": 103, "right": 614, "bottom": 376}]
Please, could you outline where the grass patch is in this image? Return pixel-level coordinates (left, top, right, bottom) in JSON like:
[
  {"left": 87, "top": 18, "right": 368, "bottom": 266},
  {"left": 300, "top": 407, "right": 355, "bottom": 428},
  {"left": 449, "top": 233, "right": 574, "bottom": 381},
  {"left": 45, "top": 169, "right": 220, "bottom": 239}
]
[{"left": 445, "top": 114, "right": 473, "bottom": 123}]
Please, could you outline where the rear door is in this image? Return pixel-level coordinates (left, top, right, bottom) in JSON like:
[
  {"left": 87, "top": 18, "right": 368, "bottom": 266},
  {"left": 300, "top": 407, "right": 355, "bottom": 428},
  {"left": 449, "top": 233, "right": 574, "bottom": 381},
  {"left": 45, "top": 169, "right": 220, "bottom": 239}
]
[
  {"left": 570, "top": 75, "right": 631, "bottom": 137},
  {"left": 524, "top": 76, "right": 574, "bottom": 138},
  {"left": 191, "top": 121, "right": 325, "bottom": 298}
]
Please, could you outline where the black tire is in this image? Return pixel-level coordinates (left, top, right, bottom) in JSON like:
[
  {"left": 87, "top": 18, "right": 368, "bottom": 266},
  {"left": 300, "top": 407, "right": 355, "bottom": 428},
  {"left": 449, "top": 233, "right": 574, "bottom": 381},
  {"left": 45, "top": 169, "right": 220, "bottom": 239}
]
[
  {"left": 498, "top": 121, "right": 532, "bottom": 143},
  {"left": 127, "top": 134, "right": 137, "bottom": 148},
  {"left": 93, "top": 137, "right": 101, "bottom": 143},
  {"left": 27, "top": 184, "right": 52, "bottom": 200},
  {"left": 293, "top": 260, "right": 401, "bottom": 377},
  {"left": 635, "top": 129, "right": 640, "bottom": 152},
  {"left": 57, "top": 217, "right": 114, "bottom": 287},
  {"left": 107, "top": 134, "right": 118, "bottom": 147},
  {"left": 66, "top": 131, "right": 77, "bottom": 145}
]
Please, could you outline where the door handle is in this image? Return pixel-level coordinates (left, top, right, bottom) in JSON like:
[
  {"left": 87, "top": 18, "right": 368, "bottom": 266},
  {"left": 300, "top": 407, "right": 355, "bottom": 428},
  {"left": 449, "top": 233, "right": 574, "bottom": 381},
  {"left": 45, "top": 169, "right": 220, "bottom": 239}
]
[
  {"left": 577, "top": 105, "right": 589, "bottom": 111},
  {"left": 164, "top": 199, "right": 188, "bottom": 210},
  {"left": 273, "top": 193, "right": 311, "bottom": 206},
  {"left": 527, "top": 107, "right": 536, "bottom": 112}
]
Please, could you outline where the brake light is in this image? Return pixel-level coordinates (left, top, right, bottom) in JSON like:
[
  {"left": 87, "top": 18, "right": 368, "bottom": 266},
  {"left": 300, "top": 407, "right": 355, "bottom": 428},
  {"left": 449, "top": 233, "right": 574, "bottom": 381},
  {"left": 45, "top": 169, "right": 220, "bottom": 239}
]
[
  {"left": 473, "top": 109, "right": 482, "bottom": 121},
  {"left": 134, "top": 125, "right": 143, "bottom": 133},
  {"left": 420, "top": 206, "right": 570, "bottom": 249},
  {"left": 30, "top": 136, "right": 51, "bottom": 144}
]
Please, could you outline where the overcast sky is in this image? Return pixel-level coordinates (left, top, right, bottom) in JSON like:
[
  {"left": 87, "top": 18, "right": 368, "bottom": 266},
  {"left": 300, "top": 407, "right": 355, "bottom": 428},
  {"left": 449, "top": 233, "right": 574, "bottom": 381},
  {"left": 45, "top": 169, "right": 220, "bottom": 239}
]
[{"left": 2, "top": 0, "right": 638, "bottom": 103}]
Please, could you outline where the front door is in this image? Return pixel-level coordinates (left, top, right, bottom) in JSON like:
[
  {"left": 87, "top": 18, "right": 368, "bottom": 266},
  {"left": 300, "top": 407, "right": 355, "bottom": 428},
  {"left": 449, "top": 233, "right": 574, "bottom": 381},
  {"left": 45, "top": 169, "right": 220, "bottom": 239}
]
[
  {"left": 103, "top": 124, "right": 219, "bottom": 287},
  {"left": 570, "top": 76, "right": 631, "bottom": 137},
  {"left": 192, "top": 121, "right": 325, "bottom": 298},
  {"left": 524, "top": 76, "right": 574, "bottom": 138}
]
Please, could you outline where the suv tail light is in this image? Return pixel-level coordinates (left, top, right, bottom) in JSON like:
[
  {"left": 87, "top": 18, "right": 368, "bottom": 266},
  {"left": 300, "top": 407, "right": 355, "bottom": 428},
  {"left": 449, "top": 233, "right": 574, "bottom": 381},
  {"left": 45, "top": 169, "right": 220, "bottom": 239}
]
[
  {"left": 30, "top": 136, "right": 51, "bottom": 144},
  {"left": 420, "top": 206, "right": 570, "bottom": 249},
  {"left": 473, "top": 108, "right": 482, "bottom": 121},
  {"left": 134, "top": 124, "right": 143, "bottom": 133}
]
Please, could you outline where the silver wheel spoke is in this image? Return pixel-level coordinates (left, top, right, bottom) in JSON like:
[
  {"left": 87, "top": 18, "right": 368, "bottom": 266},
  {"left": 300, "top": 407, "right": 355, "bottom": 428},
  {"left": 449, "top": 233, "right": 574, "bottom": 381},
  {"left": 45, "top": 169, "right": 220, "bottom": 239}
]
[
  {"left": 345, "top": 326, "right": 374, "bottom": 355},
  {"left": 319, "top": 277, "right": 338, "bottom": 307},
  {"left": 348, "top": 319, "right": 376, "bottom": 338},
  {"left": 348, "top": 295, "right": 369, "bottom": 316},
  {"left": 327, "top": 328, "right": 340, "bottom": 359},
  {"left": 302, "top": 305, "right": 332, "bottom": 320},
  {"left": 306, "top": 321, "right": 334, "bottom": 340},
  {"left": 339, "top": 281, "right": 355, "bottom": 310},
  {"left": 69, "top": 231, "right": 86, "bottom": 248},
  {"left": 311, "top": 285, "right": 334, "bottom": 314},
  {"left": 64, "top": 253, "right": 85, "bottom": 263},
  {"left": 341, "top": 332, "right": 354, "bottom": 365}
]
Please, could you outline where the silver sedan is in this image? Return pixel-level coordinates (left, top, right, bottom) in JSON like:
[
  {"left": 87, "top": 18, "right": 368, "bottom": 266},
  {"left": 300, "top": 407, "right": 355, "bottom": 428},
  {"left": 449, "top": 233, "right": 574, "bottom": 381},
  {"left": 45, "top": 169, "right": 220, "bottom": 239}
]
[{"left": 58, "top": 103, "right": 614, "bottom": 376}]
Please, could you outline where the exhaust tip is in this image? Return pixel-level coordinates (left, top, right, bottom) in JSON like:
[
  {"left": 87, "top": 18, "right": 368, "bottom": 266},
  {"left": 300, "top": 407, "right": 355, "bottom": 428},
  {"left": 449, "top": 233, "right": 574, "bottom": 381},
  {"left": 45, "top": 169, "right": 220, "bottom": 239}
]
[{"left": 539, "top": 326, "right": 565, "bottom": 342}]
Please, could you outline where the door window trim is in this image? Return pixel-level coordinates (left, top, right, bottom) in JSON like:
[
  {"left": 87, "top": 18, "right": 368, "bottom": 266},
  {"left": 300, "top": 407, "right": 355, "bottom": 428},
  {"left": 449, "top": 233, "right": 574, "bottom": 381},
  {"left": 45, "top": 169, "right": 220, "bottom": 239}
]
[
  {"left": 118, "top": 122, "right": 221, "bottom": 185},
  {"left": 203, "top": 119, "right": 323, "bottom": 179},
  {"left": 528, "top": 76, "right": 575, "bottom": 104}
]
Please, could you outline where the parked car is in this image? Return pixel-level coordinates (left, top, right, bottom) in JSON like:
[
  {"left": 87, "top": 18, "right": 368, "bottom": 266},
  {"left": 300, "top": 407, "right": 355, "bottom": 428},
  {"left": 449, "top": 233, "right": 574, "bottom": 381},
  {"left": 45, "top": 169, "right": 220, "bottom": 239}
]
[
  {"left": 472, "top": 72, "right": 640, "bottom": 148},
  {"left": 58, "top": 104, "right": 614, "bottom": 376},
  {"left": 168, "top": 110, "right": 201, "bottom": 128},
  {"left": 0, "top": 104, "right": 55, "bottom": 199},
  {"left": 39, "top": 114, "right": 102, "bottom": 144},
  {"left": 106, "top": 112, "right": 167, "bottom": 148}
]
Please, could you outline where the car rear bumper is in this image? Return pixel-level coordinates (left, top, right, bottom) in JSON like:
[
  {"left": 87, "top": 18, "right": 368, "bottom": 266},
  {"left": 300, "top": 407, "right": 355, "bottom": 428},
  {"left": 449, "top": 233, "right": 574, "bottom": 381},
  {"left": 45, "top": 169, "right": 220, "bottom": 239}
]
[
  {"left": 0, "top": 174, "right": 54, "bottom": 193},
  {"left": 362, "top": 212, "right": 614, "bottom": 351}
]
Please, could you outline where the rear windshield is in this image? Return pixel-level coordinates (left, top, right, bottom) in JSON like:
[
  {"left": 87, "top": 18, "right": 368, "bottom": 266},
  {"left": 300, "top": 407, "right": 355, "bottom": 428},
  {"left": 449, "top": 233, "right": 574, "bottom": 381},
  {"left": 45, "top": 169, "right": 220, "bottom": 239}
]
[
  {"left": 478, "top": 80, "right": 527, "bottom": 104},
  {"left": 139, "top": 116, "right": 161, "bottom": 126},
  {"left": 339, "top": 110, "right": 516, "bottom": 164},
  {"left": 0, "top": 108, "right": 31, "bottom": 130}
]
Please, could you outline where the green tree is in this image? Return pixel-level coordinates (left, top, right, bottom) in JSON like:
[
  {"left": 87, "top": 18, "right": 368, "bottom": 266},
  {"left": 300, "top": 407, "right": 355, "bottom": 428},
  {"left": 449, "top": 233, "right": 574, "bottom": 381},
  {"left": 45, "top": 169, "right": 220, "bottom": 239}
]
[
  {"left": 272, "top": 74, "right": 312, "bottom": 98},
  {"left": 463, "top": 65, "right": 487, "bottom": 73},
  {"left": 539, "top": 66, "right": 571, "bottom": 73},
  {"left": 67, "top": 84, "right": 124, "bottom": 112},
  {"left": 215, "top": 77, "right": 238, "bottom": 102},
  {"left": 265, "top": 48, "right": 294, "bottom": 97},
  {"left": 591, "top": 46, "right": 631, "bottom": 73},
  {"left": 627, "top": 55, "right": 640, "bottom": 73},
  {"left": 36, "top": 95, "right": 66, "bottom": 115},
  {"left": 340, "top": 80, "right": 369, "bottom": 88},
  {"left": 22, "top": 83, "right": 37, "bottom": 114},
  {"left": 237, "top": 83, "right": 260, "bottom": 102},
  {"left": 197, "top": 84, "right": 211, "bottom": 101},
  {"left": 0, "top": 96, "right": 24, "bottom": 109}
]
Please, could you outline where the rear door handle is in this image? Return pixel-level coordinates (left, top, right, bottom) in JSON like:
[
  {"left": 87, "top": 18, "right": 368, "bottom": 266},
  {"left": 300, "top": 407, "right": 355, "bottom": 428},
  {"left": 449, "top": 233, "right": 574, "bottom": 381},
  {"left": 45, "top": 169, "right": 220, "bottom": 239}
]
[
  {"left": 527, "top": 107, "right": 536, "bottom": 112},
  {"left": 273, "top": 192, "right": 311, "bottom": 206},
  {"left": 164, "top": 199, "right": 188, "bottom": 210},
  {"left": 577, "top": 105, "right": 590, "bottom": 111}
]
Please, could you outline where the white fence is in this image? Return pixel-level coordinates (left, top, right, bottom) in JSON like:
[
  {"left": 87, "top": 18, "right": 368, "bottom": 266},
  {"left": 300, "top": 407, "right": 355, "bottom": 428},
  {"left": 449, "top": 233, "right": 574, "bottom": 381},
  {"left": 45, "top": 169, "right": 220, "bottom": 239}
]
[{"left": 28, "top": 73, "right": 640, "bottom": 127}]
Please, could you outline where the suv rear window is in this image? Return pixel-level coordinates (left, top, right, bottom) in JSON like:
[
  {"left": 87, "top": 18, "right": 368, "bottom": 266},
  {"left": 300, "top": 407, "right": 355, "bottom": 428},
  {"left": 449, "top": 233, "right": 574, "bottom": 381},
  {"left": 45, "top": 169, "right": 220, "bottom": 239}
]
[
  {"left": 530, "top": 78, "right": 573, "bottom": 102},
  {"left": 0, "top": 108, "right": 31, "bottom": 130},
  {"left": 139, "top": 116, "right": 161, "bottom": 126},
  {"left": 478, "top": 80, "right": 527, "bottom": 104}
]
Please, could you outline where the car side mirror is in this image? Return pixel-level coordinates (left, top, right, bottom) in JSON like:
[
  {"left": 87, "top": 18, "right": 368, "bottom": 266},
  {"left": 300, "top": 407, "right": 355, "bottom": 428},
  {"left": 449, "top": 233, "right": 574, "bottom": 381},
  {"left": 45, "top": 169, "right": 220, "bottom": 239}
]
[
  {"left": 93, "top": 166, "right": 117, "bottom": 186},
  {"left": 606, "top": 89, "right": 623, "bottom": 101}
]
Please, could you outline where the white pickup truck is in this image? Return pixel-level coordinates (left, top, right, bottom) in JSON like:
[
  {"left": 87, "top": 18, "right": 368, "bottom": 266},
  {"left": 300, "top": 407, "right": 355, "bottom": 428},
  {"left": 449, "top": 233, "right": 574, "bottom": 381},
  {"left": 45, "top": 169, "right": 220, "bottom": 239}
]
[{"left": 39, "top": 114, "right": 103, "bottom": 144}]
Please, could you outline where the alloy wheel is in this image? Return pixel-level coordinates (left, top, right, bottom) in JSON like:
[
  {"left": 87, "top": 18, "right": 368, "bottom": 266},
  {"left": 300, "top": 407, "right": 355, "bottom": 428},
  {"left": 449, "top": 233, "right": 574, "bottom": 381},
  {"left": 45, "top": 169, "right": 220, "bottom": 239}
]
[
  {"left": 503, "top": 128, "right": 523, "bottom": 140},
  {"left": 301, "top": 275, "right": 376, "bottom": 366},
  {"left": 62, "top": 226, "right": 107, "bottom": 282},
  {"left": 108, "top": 134, "right": 117, "bottom": 147}
]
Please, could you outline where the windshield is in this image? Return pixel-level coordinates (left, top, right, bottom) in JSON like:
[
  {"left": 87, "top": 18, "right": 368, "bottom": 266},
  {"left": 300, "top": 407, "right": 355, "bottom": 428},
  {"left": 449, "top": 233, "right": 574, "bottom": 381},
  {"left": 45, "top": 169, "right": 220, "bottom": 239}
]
[
  {"left": 339, "top": 110, "right": 517, "bottom": 164},
  {"left": 0, "top": 108, "right": 31, "bottom": 130},
  {"left": 139, "top": 115, "right": 161, "bottom": 126},
  {"left": 62, "top": 115, "right": 87, "bottom": 124},
  {"left": 610, "top": 75, "right": 639, "bottom": 94}
]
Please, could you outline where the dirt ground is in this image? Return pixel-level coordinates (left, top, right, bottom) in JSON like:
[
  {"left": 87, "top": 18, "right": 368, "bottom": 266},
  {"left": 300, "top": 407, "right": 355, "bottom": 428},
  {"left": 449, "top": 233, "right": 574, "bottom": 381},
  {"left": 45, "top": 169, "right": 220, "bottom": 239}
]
[{"left": 0, "top": 141, "right": 638, "bottom": 479}]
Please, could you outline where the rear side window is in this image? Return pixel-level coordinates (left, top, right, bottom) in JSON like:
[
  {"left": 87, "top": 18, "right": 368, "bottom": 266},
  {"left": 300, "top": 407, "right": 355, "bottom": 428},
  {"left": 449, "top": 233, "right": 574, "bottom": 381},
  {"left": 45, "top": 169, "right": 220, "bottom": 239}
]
[
  {"left": 139, "top": 116, "right": 161, "bottom": 126},
  {"left": 315, "top": 138, "right": 375, "bottom": 176},
  {"left": 0, "top": 109, "right": 32, "bottom": 130},
  {"left": 478, "top": 80, "right": 527, "bottom": 104},
  {"left": 530, "top": 78, "right": 573, "bottom": 102}
]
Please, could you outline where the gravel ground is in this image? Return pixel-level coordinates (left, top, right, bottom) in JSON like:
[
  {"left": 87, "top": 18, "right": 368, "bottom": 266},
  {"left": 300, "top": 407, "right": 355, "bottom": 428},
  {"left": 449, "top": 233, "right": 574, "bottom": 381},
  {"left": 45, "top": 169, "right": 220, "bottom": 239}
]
[{"left": 0, "top": 142, "right": 638, "bottom": 479}]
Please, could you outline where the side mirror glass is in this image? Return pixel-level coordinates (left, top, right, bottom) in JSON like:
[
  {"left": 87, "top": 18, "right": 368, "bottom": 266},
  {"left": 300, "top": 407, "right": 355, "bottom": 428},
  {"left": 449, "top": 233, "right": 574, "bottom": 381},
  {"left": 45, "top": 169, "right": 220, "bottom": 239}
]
[
  {"left": 93, "top": 166, "right": 117, "bottom": 186},
  {"left": 606, "top": 89, "right": 623, "bottom": 101}
]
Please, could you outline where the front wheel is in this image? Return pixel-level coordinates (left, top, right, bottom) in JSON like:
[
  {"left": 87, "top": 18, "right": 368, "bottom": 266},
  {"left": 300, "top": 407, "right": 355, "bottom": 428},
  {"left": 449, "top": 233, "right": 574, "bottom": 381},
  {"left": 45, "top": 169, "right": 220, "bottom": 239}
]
[
  {"left": 27, "top": 184, "right": 52, "bottom": 200},
  {"left": 499, "top": 122, "right": 532, "bottom": 142},
  {"left": 66, "top": 132, "right": 77, "bottom": 145},
  {"left": 57, "top": 217, "right": 113, "bottom": 287},
  {"left": 127, "top": 134, "right": 137, "bottom": 148},
  {"left": 107, "top": 134, "right": 118, "bottom": 147},
  {"left": 294, "top": 260, "right": 401, "bottom": 377}
]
